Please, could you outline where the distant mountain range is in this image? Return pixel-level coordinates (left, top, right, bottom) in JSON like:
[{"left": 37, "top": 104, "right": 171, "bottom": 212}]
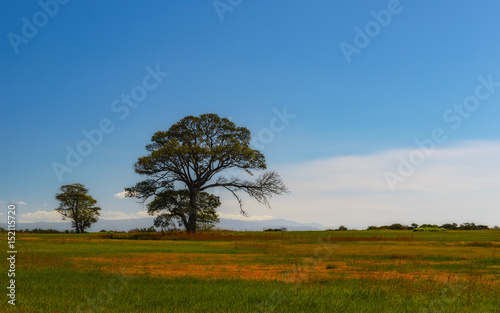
[{"left": 0, "top": 218, "right": 326, "bottom": 232}]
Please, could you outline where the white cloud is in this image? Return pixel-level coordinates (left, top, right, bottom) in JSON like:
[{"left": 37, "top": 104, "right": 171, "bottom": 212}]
[
  {"left": 20, "top": 211, "right": 62, "bottom": 223},
  {"left": 19, "top": 210, "right": 152, "bottom": 222},
  {"left": 114, "top": 191, "right": 127, "bottom": 199},
  {"left": 10, "top": 201, "right": 27, "bottom": 206},
  {"left": 218, "top": 213, "right": 274, "bottom": 221},
  {"left": 17, "top": 209, "right": 152, "bottom": 223},
  {"left": 256, "top": 140, "right": 500, "bottom": 228},
  {"left": 100, "top": 210, "right": 150, "bottom": 220}
]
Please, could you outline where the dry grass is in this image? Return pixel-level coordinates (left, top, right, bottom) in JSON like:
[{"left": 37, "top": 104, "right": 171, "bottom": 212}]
[{"left": 11, "top": 231, "right": 500, "bottom": 286}]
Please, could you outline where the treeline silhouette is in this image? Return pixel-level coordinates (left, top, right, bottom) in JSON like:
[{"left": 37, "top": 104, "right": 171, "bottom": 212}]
[
  {"left": 1, "top": 222, "right": 498, "bottom": 234},
  {"left": 365, "top": 222, "right": 492, "bottom": 231}
]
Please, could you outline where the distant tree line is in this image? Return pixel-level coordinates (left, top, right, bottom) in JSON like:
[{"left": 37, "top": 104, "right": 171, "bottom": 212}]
[
  {"left": 326, "top": 225, "right": 349, "bottom": 231},
  {"left": 365, "top": 223, "right": 492, "bottom": 231},
  {"left": 1, "top": 223, "right": 499, "bottom": 234},
  {"left": 0, "top": 228, "right": 74, "bottom": 234}
]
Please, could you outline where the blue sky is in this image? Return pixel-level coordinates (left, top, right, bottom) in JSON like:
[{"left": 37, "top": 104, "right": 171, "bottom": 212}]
[{"left": 2, "top": 0, "right": 500, "bottom": 228}]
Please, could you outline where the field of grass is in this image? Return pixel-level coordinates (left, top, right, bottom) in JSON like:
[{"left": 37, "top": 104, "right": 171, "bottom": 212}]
[{"left": 1, "top": 230, "right": 499, "bottom": 312}]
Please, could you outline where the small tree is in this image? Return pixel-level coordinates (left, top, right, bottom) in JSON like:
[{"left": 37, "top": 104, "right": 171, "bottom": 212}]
[
  {"left": 149, "top": 190, "right": 220, "bottom": 232},
  {"left": 55, "top": 183, "right": 101, "bottom": 233},
  {"left": 388, "top": 223, "right": 408, "bottom": 230}
]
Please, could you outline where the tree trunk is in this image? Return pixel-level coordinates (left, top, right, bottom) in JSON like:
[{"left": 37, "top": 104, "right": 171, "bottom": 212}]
[
  {"left": 180, "top": 214, "right": 189, "bottom": 232},
  {"left": 186, "top": 188, "right": 199, "bottom": 233},
  {"left": 74, "top": 211, "right": 80, "bottom": 233}
]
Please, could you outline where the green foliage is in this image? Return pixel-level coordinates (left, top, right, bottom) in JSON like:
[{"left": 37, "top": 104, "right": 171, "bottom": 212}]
[
  {"left": 149, "top": 190, "right": 221, "bottom": 232},
  {"left": 420, "top": 224, "right": 439, "bottom": 228},
  {"left": 413, "top": 227, "right": 447, "bottom": 232}
]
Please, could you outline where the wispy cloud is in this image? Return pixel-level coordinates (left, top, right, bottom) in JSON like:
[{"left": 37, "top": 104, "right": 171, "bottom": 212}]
[
  {"left": 218, "top": 213, "right": 274, "bottom": 221},
  {"left": 18, "top": 210, "right": 151, "bottom": 222},
  {"left": 100, "top": 211, "right": 150, "bottom": 220},
  {"left": 114, "top": 191, "right": 127, "bottom": 199},
  {"left": 10, "top": 201, "right": 27, "bottom": 205},
  {"left": 20, "top": 210, "right": 62, "bottom": 223},
  {"left": 260, "top": 140, "right": 500, "bottom": 227}
]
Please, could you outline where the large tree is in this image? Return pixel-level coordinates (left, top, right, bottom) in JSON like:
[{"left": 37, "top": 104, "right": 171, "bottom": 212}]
[
  {"left": 126, "top": 113, "right": 288, "bottom": 233},
  {"left": 150, "top": 190, "right": 221, "bottom": 232},
  {"left": 55, "top": 183, "right": 101, "bottom": 233}
]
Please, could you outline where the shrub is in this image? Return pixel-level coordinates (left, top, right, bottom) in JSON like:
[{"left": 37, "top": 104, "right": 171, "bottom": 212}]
[
  {"left": 327, "top": 226, "right": 348, "bottom": 231},
  {"left": 128, "top": 226, "right": 157, "bottom": 233},
  {"left": 413, "top": 227, "right": 447, "bottom": 232},
  {"left": 263, "top": 228, "right": 287, "bottom": 232}
]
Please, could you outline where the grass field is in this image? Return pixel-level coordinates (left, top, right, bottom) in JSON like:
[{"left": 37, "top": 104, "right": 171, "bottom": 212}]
[{"left": 1, "top": 230, "right": 499, "bottom": 312}]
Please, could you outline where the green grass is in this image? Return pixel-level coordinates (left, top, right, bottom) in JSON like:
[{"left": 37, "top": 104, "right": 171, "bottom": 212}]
[
  {"left": 1, "top": 230, "right": 499, "bottom": 312},
  {"left": 3, "top": 269, "right": 499, "bottom": 313}
]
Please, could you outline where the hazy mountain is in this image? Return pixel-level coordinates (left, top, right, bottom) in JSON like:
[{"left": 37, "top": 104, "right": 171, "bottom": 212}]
[
  {"left": 1, "top": 218, "right": 325, "bottom": 232},
  {"left": 217, "top": 218, "right": 325, "bottom": 231}
]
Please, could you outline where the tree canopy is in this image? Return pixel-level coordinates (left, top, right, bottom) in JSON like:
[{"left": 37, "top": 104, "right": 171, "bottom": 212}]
[
  {"left": 126, "top": 113, "right": 288, "bottom": 233},
  {"left": 55, "top": 183, "right": 101, "bottom": 233}
]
